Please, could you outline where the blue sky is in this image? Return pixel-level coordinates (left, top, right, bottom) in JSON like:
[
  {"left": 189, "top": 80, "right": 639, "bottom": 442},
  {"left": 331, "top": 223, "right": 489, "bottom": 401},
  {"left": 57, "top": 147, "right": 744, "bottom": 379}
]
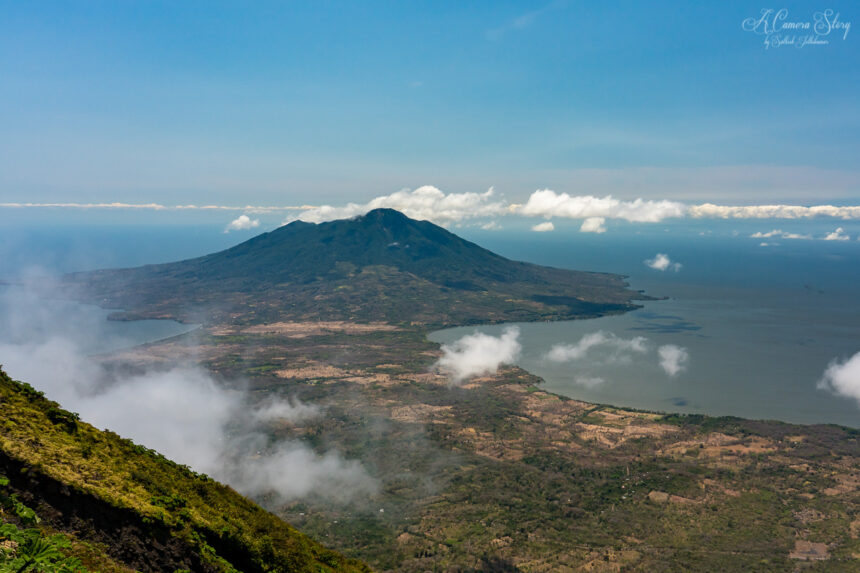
[{"left": 1, "top": 1, "right": 858, "bottom": 210}]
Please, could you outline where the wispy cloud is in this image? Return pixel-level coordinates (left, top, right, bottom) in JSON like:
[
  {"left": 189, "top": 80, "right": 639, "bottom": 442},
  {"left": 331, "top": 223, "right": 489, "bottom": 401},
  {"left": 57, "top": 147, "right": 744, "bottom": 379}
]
[
  {"left": 224, "top": 214, "right": 260, "bottom": 232},
  {"left": 573, "top": 375, "right": 605, "bottom": 388},
  {"left": 546, "top": 331, "right": 690, "bottom": 379},
  {"left": 645, "top": 253, "right": 682, "bottom": 272},
  {"left": 690, "top": 204, "right": 860, "bottom": 220},
  {"left": 435, "top": 327, "right": 521, "bottom": 384},
  {"left": 751, "top": 227, "right": 854, "bottom": 241},
  {"left": 817, "top": 351, "right": 860, "bottom": 407},
  {"left": 546, "top": 331, "right": 648, "bottom": 363},
  {"left": 750, "top": 229, "right": 812, "bottom": 240},
  {"left": 486, "top": 1, "right": 564, "bottom": 40},
  {"left": 531, "top": 221, "right": 555, "bottom": 232}
]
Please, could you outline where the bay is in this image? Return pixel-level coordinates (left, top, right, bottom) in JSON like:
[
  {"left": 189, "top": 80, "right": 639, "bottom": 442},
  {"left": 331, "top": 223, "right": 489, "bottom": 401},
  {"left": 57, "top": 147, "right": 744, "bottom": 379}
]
[{"left": 432, "top": 226, "right": 860, "bottom": 428}]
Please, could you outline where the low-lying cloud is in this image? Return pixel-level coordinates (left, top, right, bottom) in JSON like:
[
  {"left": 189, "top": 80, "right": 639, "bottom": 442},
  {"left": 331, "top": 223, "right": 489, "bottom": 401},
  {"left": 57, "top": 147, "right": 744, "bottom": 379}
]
[
  {"left": 817, "top": 351, "right": 860, "bottom": 407},
  {"left": 435, "top": 327, "right": 521, "bottom": 384},
  {"left": 225, "top": 214, "right": 260, "bottom": 232},
  {"left": 658, "top": 345, "right": 689, "bottom": 377},
  {"left": 0, "top": 284, "right": 376, "bottom": 504},
  {"left": 645, "top": 253, "right": 682, "bottom": 272}
]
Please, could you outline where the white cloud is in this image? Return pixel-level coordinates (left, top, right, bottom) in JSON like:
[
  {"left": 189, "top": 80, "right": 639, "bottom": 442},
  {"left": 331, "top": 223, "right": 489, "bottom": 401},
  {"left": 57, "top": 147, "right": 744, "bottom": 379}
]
[
  {"left": 658, "top": 345, "right": 689, "bottom": 377},
  {"left": 824, "top": 227, "right": 850, "bottom": 241},
  {"left": 480, "top": 221, "right": 502, "bottom": 230},
  {"left": 817, "top": 351, "right": 860, "bottom": 407},
  {"left": 435, "top": 327, "right": 521, "bottom": 384},
  {"left": 517, "top": 190, "right": 687, "bottom": 223},
  {"left": 689, "top": 204, "right": 860, "bottom": 220},
  {"left": 224, "top": 214, "right": 260, "bottom": 232},
  {"left": 645, "top": 253, "right": 682, "bottom": 272},
  {"left": 531, "top": 221, "right": 555, "bottom": 232},
  {"left": 294, "top": 185, "right": 507, "bottom": 225},
  {"left": 6, "top": 192, "right": 860, "bottom": 230},
  {"left": 546, "top": 331, "right": 648, "bottom": 362},
  {"left": 579, "top": 217, "right": 607, "bottom": 234},
  {"left": 750, "top": 229, "right": 812, "bottom": 240}
]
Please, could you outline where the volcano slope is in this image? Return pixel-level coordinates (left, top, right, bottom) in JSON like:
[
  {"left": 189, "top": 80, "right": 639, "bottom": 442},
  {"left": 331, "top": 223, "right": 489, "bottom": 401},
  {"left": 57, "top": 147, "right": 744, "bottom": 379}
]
[{"left": 50, "top": 209, "right": 860, "bottom": 571}]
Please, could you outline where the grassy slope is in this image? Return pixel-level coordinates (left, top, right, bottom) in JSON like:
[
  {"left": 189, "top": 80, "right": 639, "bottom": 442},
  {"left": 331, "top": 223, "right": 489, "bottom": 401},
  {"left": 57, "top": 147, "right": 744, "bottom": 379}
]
[{"left": 0, "top": 367, "right": 370, "bottom": 573}]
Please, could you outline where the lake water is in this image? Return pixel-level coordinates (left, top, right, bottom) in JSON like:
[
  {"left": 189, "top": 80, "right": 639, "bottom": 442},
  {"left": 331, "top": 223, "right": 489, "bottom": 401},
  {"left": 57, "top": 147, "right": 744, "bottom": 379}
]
[{"left": 432, "top": 223, "right": 860, "bottom": 428}]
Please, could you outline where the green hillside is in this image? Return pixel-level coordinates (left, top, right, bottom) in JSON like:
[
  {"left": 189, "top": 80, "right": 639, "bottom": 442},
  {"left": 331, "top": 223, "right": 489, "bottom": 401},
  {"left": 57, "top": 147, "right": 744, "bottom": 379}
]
[{"left": 0, "top": 367, "right": 371, "bottom": 573}]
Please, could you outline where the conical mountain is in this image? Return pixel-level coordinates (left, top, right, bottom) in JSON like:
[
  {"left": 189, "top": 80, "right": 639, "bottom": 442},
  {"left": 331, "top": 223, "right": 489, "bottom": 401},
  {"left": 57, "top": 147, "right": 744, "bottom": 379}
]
[{"left": 69, "top": 209, "right": 640, "bottom": 326}]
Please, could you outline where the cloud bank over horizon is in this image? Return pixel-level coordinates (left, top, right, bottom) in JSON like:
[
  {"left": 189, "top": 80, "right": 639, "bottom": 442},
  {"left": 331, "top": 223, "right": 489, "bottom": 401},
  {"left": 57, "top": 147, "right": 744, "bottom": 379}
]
[{"left": 6, "top": 187, "right": 860, "bottom": 235}]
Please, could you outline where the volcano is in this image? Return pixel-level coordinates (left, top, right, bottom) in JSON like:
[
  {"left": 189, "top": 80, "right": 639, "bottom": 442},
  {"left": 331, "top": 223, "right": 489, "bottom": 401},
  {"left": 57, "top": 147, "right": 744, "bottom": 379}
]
[{"left": 68, "top": 209, "right": 641, "bottom": 326}]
